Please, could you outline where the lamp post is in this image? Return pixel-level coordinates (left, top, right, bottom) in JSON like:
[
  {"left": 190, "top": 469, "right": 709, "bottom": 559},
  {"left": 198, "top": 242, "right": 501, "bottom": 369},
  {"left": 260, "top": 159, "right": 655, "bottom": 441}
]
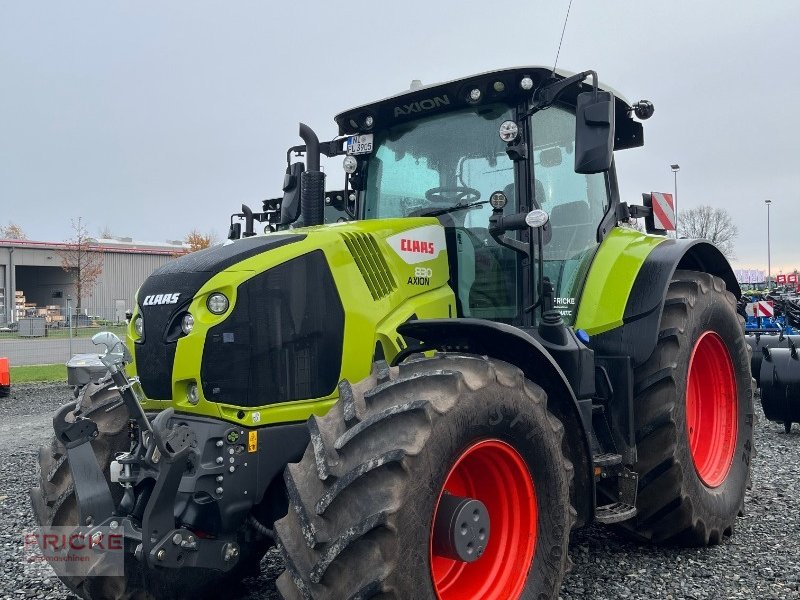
[
  {"left": 670, "top": 164, "right": 680, "bottom": 238},
  {"left": 765, "top": 199, "right": 772, "bottom": 290}
]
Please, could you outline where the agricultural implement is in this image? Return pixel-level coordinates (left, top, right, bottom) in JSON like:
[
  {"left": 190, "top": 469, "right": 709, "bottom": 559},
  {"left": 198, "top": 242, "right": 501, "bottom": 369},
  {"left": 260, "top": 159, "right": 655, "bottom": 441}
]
[
  {"left": 743, "top": 291, "right": 800, "bottom": 432},
  {"left": 31, "top": 66, "right": 753, "bottom": 599}
]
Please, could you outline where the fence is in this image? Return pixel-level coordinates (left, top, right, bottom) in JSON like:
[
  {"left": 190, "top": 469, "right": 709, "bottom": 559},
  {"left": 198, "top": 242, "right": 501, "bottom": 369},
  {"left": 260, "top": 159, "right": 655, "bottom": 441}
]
[{"left": 0, "top": 305, "right": 129, "bottom": 367}]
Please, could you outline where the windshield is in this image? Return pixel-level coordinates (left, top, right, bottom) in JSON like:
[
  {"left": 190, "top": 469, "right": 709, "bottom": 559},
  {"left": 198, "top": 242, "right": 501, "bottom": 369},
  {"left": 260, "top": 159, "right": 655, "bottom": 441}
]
[
  {"left": 360, "top": 104, "right": 520, "bottom": 322},
  {"left": 362, "top": 103, "right": 516, "bottom": 223}
]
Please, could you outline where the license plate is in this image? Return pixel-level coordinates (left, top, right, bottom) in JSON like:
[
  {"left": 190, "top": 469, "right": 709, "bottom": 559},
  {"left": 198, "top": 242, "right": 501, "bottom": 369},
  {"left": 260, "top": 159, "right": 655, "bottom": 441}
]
[{"left": 347, "top": 134, "right": 373, "bottom": 155}]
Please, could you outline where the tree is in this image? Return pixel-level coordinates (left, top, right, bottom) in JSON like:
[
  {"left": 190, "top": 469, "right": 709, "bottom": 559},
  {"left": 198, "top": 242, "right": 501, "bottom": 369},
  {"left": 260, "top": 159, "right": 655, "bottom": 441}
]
[
  {"left": 98, "top": 225, "right": 114, "bottom": 239},
  {"left": 185, "top": 229, "right": 216, "bottom": 252},
  {"left": 58, "top": 217, "right": 104, "bottom": 310},
  {"left": 620, "top": 217, "right": 645, "bottom": 232},
  {"left": 678, "top": 205, "right": 738, "bottom": 258},
  {"left": 0, "top": 222, "right": 26, "bottom": 239}
]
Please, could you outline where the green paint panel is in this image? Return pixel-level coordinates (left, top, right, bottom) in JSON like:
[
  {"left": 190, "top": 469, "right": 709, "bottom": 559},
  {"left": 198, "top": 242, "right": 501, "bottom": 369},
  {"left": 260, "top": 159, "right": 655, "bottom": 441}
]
[{"left": 574, "top": 228, "right": 665, "bottom": 335}]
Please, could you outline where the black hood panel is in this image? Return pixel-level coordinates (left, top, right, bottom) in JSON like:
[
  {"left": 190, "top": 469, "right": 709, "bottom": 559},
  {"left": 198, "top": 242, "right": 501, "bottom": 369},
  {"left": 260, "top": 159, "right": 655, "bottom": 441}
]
[{"left": 135, "top": 234, "right": 305, "bottom": 400}]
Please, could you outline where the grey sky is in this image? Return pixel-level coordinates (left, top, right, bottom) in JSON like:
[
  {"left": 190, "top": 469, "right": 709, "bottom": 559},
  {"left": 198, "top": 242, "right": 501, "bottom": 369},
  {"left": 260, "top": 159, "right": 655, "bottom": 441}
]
[{"left": 1, "top": 1, "right": 798, "bottom": 271}]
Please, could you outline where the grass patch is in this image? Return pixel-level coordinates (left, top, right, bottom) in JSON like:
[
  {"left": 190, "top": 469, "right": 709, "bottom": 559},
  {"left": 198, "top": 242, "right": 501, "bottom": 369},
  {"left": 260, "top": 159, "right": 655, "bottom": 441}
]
[
  {"left": 9, "top": 364, "right": 68, "bottom": 383},
  {"left": 0, "top": 325, "right": 127, "bottom": 341}
]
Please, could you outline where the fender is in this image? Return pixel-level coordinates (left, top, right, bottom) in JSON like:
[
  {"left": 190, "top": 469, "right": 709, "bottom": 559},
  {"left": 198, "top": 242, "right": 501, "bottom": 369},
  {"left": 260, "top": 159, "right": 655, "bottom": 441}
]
[
  {"left": 397, "top": 318, "right": 594, "bottom": 527},
  {"left": 592, "top": 238, "right": 740, "bottom": 365}
]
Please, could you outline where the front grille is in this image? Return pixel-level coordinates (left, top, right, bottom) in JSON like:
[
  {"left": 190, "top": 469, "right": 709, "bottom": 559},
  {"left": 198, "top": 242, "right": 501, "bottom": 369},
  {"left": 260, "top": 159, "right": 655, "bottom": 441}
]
[
  {"left": 201, "top": 251, "right": 345, "bottom": 407},
  {"left": 341, "top": 232, "right": 396, "bottom": 300}
]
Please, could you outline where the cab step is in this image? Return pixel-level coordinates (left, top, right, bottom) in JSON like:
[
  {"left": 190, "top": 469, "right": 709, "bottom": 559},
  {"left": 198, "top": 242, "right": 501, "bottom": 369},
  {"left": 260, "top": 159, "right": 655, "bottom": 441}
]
[
  {"left": 593, "top": 453, "right": 622, "bottom": 467},
  {"left": 595, "top": 502, "right": 638, "bottom": 524}
]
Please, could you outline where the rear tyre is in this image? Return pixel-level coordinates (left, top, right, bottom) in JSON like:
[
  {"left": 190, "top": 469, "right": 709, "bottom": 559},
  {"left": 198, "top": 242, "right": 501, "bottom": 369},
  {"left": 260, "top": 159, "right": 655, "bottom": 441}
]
[
  {"left": 621, "top": 270, "right": 753, "bottom": 545},
  {"left": 30, "top": 380, "right": 138, "bottom": 599},
  {"left": 274, "top": 354, "right": 574, "bottom": 600}
]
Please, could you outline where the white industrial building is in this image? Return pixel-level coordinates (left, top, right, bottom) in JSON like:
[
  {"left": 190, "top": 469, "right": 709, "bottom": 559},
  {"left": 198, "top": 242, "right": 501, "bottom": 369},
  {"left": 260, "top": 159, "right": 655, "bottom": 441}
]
[{"left": 0, "top": 237, "right": 186, "bottom": 325}]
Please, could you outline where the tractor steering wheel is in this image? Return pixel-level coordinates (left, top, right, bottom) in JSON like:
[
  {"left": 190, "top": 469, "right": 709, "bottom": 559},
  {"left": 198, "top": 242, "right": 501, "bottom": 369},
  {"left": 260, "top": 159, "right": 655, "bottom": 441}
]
[{"left": 425, "top": 186, "right": 481, "bottom": 204}]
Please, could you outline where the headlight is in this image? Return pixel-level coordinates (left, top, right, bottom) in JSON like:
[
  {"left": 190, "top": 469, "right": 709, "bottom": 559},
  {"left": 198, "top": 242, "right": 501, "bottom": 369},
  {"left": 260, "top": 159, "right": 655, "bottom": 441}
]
[
  {"left": 181, "top": 313, "right": 195, "bottom": 335},
  {"left": 342, "top": 155, "right": 358, "bottom": 174},
  {"left": 207, "top": 293, "right": 229, "bottom": 315},
  {"left": 498, "top": 120, "right": 519, "bottom": 143},
  {"left": 187, "top": 382, "right": 199, "bottom": 405},
  {"left": 134, "top": 315, "right": 144, "bottom": 337}
]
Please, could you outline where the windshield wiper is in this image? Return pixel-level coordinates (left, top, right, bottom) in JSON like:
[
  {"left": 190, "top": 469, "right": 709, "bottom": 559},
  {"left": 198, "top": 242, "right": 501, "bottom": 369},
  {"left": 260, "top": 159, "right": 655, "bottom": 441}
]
[{"left": 417, "top": 200, "right": 489, "bottom": 217}]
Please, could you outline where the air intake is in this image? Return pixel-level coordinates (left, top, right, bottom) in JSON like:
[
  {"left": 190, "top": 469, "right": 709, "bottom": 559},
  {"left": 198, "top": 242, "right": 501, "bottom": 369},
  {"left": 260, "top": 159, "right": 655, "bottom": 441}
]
[{"left": 341, "top": 232, "right": 397, "bottom": 300}]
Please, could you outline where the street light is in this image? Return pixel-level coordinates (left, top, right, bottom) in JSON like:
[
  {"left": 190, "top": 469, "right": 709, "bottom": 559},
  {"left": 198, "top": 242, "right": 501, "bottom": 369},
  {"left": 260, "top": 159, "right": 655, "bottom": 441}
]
[
  {"left": 670, "top": 164, "right": 680, "bottom": 237},
  {"left": 765, "top": 199, "right": 772, "bottom": 290}
]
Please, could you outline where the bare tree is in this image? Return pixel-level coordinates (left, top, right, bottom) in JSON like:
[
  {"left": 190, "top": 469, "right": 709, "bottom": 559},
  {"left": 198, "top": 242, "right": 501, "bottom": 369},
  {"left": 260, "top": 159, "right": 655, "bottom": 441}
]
[
  {"left": 58, "top": 217, "right": 104, "bottom": 310},
  {"left": 98, "top": 225, "right": 114, "bottom": 239},
  {"left": 620, "top": 217, "right": 645, "bottom": 233},
  {"left": 678, "top": 205, "right": 738, "bottom": 258},
  {"left": 185, "top": 229, "right": 216, "bottom": 252},
  {"left": 0, "top": 222, "right": 26, "bottom": 239}
]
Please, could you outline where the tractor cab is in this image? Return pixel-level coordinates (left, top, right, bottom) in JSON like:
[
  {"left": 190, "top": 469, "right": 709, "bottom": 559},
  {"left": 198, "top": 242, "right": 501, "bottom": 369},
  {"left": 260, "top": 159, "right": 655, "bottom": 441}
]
[
  {"left": 238, "top": 67, "right": 651, "bottom": 327},
  {"left": 335, "top": 68, "right": 652, "bottom": 327}
]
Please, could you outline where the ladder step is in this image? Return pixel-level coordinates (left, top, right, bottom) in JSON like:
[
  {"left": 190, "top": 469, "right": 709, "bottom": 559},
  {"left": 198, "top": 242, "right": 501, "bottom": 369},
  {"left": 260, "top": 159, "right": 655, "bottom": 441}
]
[
  {"left": 595, "top": 502, "right": 637, "bottom": 524},
  {"left": 593, "top": 453, "right": 623, "bottom": 467}
]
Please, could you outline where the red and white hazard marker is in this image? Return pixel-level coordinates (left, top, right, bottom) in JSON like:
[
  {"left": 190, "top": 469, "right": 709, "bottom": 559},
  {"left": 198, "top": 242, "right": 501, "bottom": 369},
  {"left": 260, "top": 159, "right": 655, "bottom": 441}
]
[
  {"left": 651, "top": 192, "right": 676, "bottom": 231},
  {"left": 747, "top": 300, "right": 775, "bottom": 318}
]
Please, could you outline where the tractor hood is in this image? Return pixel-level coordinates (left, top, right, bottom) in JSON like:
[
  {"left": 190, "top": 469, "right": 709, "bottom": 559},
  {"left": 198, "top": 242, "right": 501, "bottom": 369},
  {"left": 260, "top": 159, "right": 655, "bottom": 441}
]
[{"left": 130, "top": 219, "right": 456, "bottom": 426}]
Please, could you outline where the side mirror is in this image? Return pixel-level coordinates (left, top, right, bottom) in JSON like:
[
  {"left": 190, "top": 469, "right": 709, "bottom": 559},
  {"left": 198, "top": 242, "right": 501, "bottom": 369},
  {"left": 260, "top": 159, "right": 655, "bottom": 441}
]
[
  {"left": 574, "top": 90, "right": 615, "bottom": 174},
  {"left": 280, "top": 162, "right": 305, "bottom": 225},
  {"left": 228, "top": 222, "right": 242, "bottom": 240}
]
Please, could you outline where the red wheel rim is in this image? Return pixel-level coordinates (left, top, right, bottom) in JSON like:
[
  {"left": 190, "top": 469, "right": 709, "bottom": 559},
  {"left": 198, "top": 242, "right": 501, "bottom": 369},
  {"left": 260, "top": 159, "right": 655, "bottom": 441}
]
[
  {"left": 685, "top": 331, "right": 738, "bottom": 488},
  {"left": 430, "top": 439, "right": 537, "bottom": 600}
]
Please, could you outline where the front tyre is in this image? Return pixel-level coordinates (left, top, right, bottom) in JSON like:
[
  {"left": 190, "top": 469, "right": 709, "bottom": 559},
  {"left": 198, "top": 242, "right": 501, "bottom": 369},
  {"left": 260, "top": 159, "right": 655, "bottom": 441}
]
[
  {"left": 622, "top": 270, "right": 754, "bottom": 545},
  {"left": 274, "top": 354, "right": 574, "bottom": 600}
]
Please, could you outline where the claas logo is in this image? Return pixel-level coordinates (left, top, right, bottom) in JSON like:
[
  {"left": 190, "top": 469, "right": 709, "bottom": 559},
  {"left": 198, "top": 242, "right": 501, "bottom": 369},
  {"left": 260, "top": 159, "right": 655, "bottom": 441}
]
[{"left": 399, "top": 239, "right": 435, "bottom": 254}]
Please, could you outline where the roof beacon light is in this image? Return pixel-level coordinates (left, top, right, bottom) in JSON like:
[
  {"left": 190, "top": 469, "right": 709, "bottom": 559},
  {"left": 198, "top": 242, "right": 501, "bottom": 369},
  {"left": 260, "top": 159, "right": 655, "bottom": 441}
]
[
  {"left": 520, "top": 76, "right": 534, "bottom": 91},
  {"left": 468, "top": 88, "right": 482, "bottom": 103},
  {"left": 343, "top": 155, "right": 358, "bottom": 174},
  {"left": 498, "top": 120, "right": 520, "bottom": 143}
]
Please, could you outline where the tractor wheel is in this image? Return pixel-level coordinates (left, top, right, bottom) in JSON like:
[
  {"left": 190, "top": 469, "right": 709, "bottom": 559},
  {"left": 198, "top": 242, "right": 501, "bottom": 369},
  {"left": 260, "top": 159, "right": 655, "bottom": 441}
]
[
  {"left": 274, "top": 354, "right": 574, "bottom": 600},
  {"left": 30, "top": 380, "right": 269, "bottom": 599},
  {"left": 621, "top": 270, "right": 753, "bottom": 545}
]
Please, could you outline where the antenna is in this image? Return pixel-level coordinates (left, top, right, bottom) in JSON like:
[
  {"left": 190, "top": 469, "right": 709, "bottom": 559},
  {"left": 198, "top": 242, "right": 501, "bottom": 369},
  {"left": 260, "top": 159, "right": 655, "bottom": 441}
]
[{"left": 552, "top": 0, "right": 575, "bottom": 75}]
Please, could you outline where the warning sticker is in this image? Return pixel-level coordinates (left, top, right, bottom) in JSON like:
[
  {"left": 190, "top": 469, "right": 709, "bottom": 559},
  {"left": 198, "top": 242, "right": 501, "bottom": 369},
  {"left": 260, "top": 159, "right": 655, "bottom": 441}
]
[{"left": 248, "top": 430, "right": 258, "bottom": 453}]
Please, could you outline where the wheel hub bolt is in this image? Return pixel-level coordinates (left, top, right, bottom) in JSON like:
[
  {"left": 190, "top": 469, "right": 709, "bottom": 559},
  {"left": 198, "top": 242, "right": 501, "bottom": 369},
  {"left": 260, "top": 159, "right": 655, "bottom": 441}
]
[{"left": 156, "top": 549, "right": 166, "bottom": 561}]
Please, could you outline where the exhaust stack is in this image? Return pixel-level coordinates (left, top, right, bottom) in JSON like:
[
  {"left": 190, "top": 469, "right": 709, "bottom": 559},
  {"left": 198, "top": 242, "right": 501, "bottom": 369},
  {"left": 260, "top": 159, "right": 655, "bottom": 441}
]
[{"left": 299, "top": 123, "right": 325, "bottom": 226}]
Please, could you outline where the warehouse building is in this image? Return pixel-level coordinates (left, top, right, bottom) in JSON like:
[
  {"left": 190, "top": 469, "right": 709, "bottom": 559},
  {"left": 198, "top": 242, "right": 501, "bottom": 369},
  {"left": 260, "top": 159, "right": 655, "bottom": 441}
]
[{"left": 0, "top": 237, "right": 186, "bottom": 326}]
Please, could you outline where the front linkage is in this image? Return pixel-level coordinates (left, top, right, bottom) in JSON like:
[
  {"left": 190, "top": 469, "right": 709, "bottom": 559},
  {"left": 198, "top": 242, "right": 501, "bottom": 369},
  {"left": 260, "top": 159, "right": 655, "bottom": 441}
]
[{"left": 51, "top": 332, "right": 247, "bottom": 587}]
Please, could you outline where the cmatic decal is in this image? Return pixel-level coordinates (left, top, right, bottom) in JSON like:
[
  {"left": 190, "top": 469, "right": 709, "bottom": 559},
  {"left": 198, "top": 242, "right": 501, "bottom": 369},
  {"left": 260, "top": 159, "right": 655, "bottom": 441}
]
[
  {"left": 142, "top": 293, "right": 181, "bottom": 306},
  {"left": 386, "top": 225, "right": 446, "bottom": 265}
]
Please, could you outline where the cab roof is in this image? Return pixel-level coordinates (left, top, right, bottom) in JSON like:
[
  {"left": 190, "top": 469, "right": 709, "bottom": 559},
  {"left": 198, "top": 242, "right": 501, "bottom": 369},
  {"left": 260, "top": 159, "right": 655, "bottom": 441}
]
[{"left": 335, "top": 66, "right": 644, "bottom": 150}]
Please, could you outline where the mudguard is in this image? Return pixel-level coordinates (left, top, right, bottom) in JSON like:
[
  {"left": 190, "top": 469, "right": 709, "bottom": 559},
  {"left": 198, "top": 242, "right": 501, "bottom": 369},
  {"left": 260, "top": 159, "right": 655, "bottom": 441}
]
[{"left": 590, "top": 238, "right": 740, "bottom": 365}]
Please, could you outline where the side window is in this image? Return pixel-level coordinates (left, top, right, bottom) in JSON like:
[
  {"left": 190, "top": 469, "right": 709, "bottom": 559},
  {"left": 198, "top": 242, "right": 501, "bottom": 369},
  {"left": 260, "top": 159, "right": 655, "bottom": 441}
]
[{"left": 531, "top": 106, "right": 610, "bottom": 323}]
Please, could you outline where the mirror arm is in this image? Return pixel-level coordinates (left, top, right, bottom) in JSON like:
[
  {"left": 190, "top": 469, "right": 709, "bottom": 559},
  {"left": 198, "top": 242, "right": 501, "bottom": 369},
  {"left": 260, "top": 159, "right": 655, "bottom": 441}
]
[{"left": 489, "top": 211, "right": 531, "bottom": 258}]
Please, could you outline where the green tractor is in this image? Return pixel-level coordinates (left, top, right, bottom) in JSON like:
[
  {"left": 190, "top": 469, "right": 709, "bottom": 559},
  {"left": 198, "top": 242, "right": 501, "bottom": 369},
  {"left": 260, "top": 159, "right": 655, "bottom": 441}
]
[{"left": 31, "top": 66, "right": 753, "bottom": 600}]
